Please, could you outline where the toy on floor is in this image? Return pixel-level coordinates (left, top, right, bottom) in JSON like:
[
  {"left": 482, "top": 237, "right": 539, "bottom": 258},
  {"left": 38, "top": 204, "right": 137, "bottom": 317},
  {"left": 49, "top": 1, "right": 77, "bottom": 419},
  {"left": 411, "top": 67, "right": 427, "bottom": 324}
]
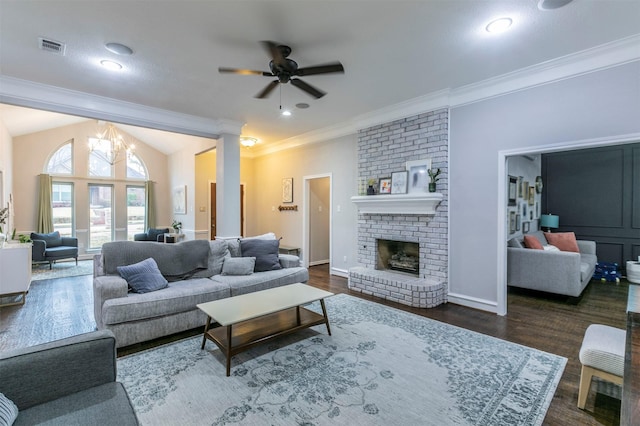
[{"left": 592, "top": 262, "right": 621, "bottom": 283}]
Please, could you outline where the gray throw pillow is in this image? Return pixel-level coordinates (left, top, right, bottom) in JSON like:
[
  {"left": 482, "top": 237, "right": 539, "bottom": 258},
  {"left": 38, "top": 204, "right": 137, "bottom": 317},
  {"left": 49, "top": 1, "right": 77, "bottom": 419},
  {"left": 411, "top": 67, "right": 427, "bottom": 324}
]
[
  {"left": 221, "top": 257, "right": 255, "bottom": 275},
  {"left": 239, "top": 238, "right": 282, "bottom": 272},
  {"left": 0, "top": 392, "right": 18, "bottom": 426},
  {"left": 117, "top": 258, "right": 168, "bottom": 293}
]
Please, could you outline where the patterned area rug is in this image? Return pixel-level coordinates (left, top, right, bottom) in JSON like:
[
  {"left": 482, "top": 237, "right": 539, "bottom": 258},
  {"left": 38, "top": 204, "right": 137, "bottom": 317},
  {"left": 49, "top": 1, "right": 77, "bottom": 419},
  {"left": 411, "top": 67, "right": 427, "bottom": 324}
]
[
  {"left": 31, "top": 259, "right": 93, "bottom": 280},
  {"left": 118, "top": 294, "right": 566, "bottom": 426}
]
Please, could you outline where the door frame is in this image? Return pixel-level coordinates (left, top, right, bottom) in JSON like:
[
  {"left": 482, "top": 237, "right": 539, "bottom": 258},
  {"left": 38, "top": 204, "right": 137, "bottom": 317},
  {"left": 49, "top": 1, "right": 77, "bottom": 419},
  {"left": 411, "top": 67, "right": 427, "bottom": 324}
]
[
  {"left": 208, "top": 180, "right": 246, "bottom": 239},
  {"left": 302, "top": 173, "right": 332, "bottom": 270}
]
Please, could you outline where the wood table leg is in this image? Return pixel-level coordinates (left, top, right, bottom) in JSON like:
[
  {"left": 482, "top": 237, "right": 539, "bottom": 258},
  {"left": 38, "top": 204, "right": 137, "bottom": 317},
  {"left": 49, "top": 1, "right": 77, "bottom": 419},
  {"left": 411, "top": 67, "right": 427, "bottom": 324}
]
[
  {"left": 201, "top": 316, "right": 211, "bottom": 349},
  {"left": 320, "top": 299, "right": 331, "bottom": 336},
  {"left": 226, "top": 324, "right": 232, "bottom": 377}
]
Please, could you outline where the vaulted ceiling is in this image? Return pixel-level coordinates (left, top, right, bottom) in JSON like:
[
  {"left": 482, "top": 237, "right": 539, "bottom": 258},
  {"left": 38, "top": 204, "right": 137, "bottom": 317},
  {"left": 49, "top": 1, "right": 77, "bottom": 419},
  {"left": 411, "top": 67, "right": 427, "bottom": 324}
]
[{"left": 1, "top": 1, "right": 639, "bottom": 153}]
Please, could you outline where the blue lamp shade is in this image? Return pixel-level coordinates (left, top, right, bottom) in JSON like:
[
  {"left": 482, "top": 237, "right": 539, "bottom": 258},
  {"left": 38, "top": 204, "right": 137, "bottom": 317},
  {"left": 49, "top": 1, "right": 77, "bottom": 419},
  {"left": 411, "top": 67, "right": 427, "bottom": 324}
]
[{"left": 539, "top": 214, "right": 559, "bottom": 229}]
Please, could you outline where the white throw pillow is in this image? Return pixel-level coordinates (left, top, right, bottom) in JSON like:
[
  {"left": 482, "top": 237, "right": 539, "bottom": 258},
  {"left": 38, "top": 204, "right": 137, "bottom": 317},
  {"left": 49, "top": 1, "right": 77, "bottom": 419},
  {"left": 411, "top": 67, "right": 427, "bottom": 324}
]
[{"left": 543, "top": 244, "right": 560, "bottom": 252}]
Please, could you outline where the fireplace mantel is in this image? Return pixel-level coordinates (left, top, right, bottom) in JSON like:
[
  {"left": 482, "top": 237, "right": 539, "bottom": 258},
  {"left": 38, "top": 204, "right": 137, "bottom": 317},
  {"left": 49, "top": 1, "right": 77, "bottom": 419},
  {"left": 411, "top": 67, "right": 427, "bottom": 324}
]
[{"left": 351, "top": 193, "right": 443, "bottom": 215}]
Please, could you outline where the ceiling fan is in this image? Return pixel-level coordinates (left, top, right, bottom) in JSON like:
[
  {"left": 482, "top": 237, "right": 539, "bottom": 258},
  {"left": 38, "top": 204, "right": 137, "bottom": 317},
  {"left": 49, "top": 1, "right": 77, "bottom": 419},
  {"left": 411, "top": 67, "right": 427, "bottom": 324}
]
[{"left": 218, "top": 41, "right": 344, "bottom": 99}]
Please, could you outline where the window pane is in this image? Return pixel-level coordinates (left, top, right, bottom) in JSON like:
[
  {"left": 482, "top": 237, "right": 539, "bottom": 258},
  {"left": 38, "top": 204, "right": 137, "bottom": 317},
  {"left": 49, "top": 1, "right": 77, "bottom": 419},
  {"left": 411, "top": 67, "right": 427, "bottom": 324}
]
[
  {"left": 88, "top": 138, "right": 114, "bottom": 177},
  {"left": 127, "top": 186, "right": 146, "bottom": 240},
  {"left": 52, "top": 182, "right": 73, "bottom": 237},
  {"left": 47, "top": 142, "right": 73, "bottom": 174},
  {"left": 89, "top": 184, "right": 113, "bottom": 248},
  {"left": 127, "top": 154, "right": 147, "bottom": 179}
]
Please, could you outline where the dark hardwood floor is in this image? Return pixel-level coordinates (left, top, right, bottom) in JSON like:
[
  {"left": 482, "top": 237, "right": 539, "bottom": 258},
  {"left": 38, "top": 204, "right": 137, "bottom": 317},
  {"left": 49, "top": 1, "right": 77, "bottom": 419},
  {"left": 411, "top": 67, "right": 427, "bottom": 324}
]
[{"left": 0, "top": 265, "right": 629, "bottom": 425}]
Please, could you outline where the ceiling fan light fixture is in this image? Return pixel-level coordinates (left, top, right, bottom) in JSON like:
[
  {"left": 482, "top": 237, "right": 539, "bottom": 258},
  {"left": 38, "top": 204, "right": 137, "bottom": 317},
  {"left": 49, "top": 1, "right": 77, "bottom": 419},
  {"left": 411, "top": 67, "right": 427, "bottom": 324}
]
[{"left": 485, "top": 17, "right": 513, "bottom": 33}]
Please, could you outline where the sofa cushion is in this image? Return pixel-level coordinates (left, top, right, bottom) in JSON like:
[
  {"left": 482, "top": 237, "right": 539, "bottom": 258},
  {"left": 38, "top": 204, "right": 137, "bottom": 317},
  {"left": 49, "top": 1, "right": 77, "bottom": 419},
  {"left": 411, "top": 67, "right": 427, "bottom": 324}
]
[
  {"left": 15, "top": 383, "right": 137, "bottom": 426},
  {"left": 212, "top": 267, "right": 309, "bottom": 296},
  {"left": 30, "top": 231, "right": 62, "bottom": 248},
  {"left": 523, "top": 235, "right": 543, "bottom": 250},
  {"left": 0, "top": 392, "right": 18, "bottom": 425},
  {"left": 44, "top": 246, "right": 78, "bottom": 257},
  {"left": 222, "top": 257, "right": 255, "bottom": 275},
  {"left": 101, "top": 278, "right": 230, "bottom": 324},
  {"left": 240, "top": 239, "right": 282, "bottom": 272},
  {"left": 544, "top": 232, "right": 580, "bottom": 253},
  {"left": 117, "top": 258, "right": 168, "bottom": 294}
]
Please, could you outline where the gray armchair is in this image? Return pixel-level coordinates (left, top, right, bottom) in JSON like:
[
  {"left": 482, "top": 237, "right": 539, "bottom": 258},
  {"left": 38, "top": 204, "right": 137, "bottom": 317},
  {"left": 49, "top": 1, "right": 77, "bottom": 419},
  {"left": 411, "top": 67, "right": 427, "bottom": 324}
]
[
  {"left": 133, "top": 227, "right": 170, "bottom": 242},
  {"left": 507, "top": 230, "right": 597, "bottom": 297},
  {"left": 30, "top": 231, "right": 78, "bottom": 269},
  {"left": 0, "top": 330, "right": 139, "bottom": 425}
]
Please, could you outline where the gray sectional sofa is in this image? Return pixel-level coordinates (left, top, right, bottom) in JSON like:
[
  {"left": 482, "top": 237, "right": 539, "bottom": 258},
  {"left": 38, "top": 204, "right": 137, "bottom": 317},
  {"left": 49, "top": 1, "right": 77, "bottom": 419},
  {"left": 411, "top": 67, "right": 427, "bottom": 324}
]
[
  {"left": 507, "top": 230, "right": 597, "bottom": 297},
  {"left": 93, "top": 238, "right": 309, "bottom": 348}
]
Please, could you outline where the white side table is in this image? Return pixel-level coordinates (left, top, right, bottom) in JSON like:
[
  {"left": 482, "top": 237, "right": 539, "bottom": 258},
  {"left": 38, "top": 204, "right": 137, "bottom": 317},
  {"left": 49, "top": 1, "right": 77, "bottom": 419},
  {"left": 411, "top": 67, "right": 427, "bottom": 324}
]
[
  {"left": 163, "top": 233, "right": 185, "bottom": 243},
  {"left": 627, "top": 261, "right": 640, "bottom": 284}
]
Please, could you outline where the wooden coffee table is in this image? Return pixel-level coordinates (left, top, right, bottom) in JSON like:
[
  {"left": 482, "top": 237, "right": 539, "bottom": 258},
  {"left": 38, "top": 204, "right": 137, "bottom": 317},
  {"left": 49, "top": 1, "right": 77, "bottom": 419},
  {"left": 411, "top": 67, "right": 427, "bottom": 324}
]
[{"left": 197, "top": 283, "right": 334, "bottom": 376}]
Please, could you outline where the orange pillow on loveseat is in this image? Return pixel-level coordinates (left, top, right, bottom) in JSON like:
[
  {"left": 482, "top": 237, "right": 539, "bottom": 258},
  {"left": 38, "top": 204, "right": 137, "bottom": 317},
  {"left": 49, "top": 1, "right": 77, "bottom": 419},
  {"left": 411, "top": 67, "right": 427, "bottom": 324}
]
[
  {"left": 523, "top": 235, "right": 543, "bottom": 250},
  {"left": 544, "top": 232, "right": 579, "bottom": 253}
]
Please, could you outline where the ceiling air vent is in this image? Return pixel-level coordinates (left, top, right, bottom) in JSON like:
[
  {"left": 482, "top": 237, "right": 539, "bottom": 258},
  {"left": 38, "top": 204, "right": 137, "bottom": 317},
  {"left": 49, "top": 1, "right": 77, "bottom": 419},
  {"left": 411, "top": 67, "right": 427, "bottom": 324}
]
[{"left": 38, "top": 37, "right": 66, "bottom": 55}]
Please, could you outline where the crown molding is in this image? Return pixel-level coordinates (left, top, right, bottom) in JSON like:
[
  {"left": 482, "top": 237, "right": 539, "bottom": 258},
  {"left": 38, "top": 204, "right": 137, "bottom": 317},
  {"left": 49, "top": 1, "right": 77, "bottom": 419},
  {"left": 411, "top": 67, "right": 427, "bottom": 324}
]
[{"left": 0, "top": 76, "right": 242, "bottom": 138}]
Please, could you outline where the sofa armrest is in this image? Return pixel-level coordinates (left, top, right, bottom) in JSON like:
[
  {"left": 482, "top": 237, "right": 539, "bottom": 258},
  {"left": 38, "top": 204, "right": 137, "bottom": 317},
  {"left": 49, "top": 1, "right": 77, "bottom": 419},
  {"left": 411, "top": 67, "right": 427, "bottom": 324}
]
[
  {"left": 577, "top": 240, "right": 596, "bottom": 256},
  {"left": 61, "top": 236, "right": 78, "bottom": 247},
  {"left": 279, "top": 254, "right": 301, "bottom": 268},
  {"left": 31, "top": 239, "right": 47, "bottom": 261},
  {"left": 93, "top": 276, "right": 129, "bottom": 329},
  {"left": 0, "top": 330, "right": 117, "bottom": 410}
]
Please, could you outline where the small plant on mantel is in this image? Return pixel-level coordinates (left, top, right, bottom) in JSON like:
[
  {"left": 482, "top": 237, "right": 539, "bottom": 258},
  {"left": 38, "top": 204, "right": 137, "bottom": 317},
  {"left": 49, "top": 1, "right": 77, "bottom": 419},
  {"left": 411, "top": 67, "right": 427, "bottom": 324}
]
[{"left": 427, "top": 168, "right": 441, "bottom": 193}]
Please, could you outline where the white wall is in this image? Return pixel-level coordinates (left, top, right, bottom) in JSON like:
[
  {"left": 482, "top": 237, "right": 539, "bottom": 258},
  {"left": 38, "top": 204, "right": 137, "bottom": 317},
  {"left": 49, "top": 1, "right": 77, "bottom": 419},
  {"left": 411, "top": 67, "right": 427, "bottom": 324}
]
[{"left": 449, "top": 61, "right": 640, "bottom": 313}]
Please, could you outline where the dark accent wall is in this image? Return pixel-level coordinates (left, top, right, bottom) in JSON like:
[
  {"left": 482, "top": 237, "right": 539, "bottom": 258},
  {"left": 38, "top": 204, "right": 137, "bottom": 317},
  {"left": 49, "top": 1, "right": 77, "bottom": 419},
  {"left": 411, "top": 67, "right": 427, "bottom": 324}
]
[{"left": 542, "top": 143, "right": 640, "bottom": 271}]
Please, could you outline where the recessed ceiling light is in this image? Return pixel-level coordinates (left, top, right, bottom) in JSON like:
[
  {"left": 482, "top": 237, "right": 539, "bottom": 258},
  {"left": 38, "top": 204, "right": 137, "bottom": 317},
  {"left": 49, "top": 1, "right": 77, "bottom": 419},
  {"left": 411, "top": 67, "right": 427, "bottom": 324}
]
[
  {"left": 486, "top": 17, "right": 513, "bottom": 33},
  {"left": 281, "top": 110, "right": 292, "bottom": 117},
  {"left": 105, "top": 42, "right": 133, "bottom": 55},
  {"left": 538, "top": 0, "right": 573, "bottom": 10},
  {"left": 100, "top": 60, "right": 123, "bottom": 71}
]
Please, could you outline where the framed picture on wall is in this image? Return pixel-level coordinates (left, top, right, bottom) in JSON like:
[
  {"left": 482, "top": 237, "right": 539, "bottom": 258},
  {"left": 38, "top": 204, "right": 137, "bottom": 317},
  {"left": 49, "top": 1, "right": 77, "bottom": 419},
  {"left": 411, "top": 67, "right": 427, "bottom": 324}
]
[
  {"left": 282, "top": 178, "right": 293, "bottom": 203},
  {"left": 528, "top": 186, "right": 535, "bottom": 206},
  {"left": 508, "top": 175, "right": 517, "bottom": 206},
  {"left": 173, "top": 185, "right": 186, "bottom": 215},
  {"left": 391, "top": 171, "right": 408, "bottom": 194},
  {"left": 509, "top": 211, "right": 516, "bottom": 233},
  {"left": 523, "top": 222, "right": 530, "bottom": 233},
  {"left": 516, "top": 214, "right": 521, "bottom": 231},
  {"left": 406, "top": 159, "right": 432, "bottom": 194},
  {"left": 378, "top": 177, "right": 392, "bottom": 194},
  {"left": 521, "top": 201, "right": 528, "bottom": 218},
  {"left": 517, "top": 176, "right": 524, "bottom": 198}
]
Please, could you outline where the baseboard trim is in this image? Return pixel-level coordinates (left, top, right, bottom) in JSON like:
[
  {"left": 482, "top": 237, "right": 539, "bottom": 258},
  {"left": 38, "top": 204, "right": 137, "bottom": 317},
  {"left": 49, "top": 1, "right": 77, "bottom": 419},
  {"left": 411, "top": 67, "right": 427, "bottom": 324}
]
[
  {"left": 309, "top": 260, "right": 330, "bottom": 266},
  {"left": 447, "top": 292, "right": 498, "bottom": 314},
  {"left": 331, "top": 267, "right": 349, "bottom": 278}
]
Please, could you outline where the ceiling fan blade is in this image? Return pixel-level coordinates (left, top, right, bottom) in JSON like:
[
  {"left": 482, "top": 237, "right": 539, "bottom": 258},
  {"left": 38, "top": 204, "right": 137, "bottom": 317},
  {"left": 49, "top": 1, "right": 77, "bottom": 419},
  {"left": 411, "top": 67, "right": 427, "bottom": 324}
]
[
  {"left": 295, "top": 62, "right": 344, "bottom": 76},
  {"left": 218, "top": 67, "right": 272, "bottom": 76},
  {"left": 261, "top": 40, "right": 288, "bottom": 68},
  {"left": 290, "top": 78, "right": 326, "bottom": 99},
  {"left": 255, "top": 80, "right": 280, "bottom": 99}
]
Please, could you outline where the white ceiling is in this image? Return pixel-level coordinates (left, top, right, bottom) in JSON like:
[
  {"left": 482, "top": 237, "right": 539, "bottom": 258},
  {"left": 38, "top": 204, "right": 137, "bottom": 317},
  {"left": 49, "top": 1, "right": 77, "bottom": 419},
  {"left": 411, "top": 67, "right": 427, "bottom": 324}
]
[{"left": 1, "top": 0, "right": 639, "bottom": 154}]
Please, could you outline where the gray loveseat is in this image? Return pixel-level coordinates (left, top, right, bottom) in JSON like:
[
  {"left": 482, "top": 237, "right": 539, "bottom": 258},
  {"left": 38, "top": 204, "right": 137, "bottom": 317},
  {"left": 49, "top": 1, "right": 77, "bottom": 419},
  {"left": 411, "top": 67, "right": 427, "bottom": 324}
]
[
  {"left": 93, "top": 238, "right": 309, "bottom": 348},
  {"left": 0, "top": 330, "right": 138, "bottom": 425},
  {"left": 507, "top": 230, "right": 597, "bottom": 297}
]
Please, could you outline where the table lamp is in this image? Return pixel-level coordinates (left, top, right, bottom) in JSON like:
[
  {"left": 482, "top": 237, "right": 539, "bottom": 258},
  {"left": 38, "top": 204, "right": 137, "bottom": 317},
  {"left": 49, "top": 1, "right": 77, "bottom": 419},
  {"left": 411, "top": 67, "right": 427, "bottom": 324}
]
[{"left": 540, "top": 214, "right": 559, "bottom": 232}]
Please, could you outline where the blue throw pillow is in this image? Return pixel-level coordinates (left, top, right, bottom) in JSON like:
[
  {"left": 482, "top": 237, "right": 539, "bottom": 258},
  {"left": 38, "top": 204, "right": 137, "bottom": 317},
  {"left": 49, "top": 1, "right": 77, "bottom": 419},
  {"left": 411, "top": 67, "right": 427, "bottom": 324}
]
[
  {"left": 0, "top": 392, "right": 18, "bottom": 426},
  {"left": 117, "top": 258, "right": 168, "bottom": 294},
  {"left": 239, "top": 239, "right": 282, "bottom": 272}
]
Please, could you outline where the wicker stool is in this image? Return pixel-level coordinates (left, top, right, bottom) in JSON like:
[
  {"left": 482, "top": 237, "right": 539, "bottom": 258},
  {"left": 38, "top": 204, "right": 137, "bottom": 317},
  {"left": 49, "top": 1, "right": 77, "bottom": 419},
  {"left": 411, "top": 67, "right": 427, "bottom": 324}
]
[{"left": 578, "top": 324, "right": 625, "bottom": 409}]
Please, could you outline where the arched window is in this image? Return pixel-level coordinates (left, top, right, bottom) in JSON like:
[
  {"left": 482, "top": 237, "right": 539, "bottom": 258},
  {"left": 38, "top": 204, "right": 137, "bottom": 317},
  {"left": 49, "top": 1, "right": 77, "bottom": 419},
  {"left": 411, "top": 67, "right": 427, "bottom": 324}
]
[
  {"left": 88, "top": 137, "right": 114, "bottom": 177},
  {"left": 46, "top": 140, "right": 73, "bottom": 174},
  {"left": 127, "top": 153, "right": 148, "bottom": 179}
]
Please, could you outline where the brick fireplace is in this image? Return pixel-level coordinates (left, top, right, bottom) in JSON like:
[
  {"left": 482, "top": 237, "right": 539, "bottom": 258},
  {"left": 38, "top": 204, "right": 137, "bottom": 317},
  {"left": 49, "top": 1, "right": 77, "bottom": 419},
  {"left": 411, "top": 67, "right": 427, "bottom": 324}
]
[{"left": 348, "top": 109, "right": 449, "bottom": 308}]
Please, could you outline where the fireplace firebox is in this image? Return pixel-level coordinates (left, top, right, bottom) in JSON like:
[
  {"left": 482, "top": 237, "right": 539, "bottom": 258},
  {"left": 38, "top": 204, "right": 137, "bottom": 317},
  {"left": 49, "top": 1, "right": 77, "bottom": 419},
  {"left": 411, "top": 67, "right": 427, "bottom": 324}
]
[{"left": 376, "top": 239, "right": 419, "bottom": 276}]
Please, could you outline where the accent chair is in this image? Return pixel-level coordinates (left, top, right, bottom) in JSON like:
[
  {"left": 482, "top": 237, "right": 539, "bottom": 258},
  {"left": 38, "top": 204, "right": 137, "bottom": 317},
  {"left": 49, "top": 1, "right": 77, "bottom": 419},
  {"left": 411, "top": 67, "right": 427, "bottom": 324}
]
[{"left": 30, "top": 231, "right": 79, "bottom": 269}]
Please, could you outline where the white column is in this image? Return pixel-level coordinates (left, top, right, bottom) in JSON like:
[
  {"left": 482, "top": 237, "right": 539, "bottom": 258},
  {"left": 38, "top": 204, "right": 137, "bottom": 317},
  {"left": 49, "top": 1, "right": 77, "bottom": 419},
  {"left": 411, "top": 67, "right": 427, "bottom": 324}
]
[{"left": 215, "top": 133, "right": 241, "bottom": 238}]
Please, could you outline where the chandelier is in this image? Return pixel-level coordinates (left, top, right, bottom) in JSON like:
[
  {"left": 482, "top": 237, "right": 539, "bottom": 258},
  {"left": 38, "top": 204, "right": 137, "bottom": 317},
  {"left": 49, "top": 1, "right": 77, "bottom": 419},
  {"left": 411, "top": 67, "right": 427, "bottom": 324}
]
[{"left": 89, "top": 122, "right": 135, "bottom": 165}]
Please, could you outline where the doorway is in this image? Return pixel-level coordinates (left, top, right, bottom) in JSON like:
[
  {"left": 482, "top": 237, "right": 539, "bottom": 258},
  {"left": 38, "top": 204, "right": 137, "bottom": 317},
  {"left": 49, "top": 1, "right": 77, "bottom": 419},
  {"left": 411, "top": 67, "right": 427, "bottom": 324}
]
[
  {"left": 303, "top": 174, "right": 331, "bottom": 269},
  {"left": 209, "top": 182, "right": 245, "bottom": 239}
]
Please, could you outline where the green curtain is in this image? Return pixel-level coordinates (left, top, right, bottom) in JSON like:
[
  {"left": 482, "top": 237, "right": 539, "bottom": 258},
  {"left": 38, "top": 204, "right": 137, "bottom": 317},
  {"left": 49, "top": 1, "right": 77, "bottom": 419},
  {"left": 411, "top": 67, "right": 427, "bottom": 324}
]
[
  {"left": 37, "top": 174, "right": 53, "bottom": 233},
  {"left": 145, "top": 180, "right": 156, "bottom": 229}
]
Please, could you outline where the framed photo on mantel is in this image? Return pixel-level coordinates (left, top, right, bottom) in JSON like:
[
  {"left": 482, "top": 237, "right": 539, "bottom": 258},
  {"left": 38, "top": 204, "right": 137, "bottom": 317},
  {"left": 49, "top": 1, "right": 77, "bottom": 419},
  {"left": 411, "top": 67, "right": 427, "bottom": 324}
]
[{"left": 391, "top": 171, "right": 408, "bottom": 194}]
